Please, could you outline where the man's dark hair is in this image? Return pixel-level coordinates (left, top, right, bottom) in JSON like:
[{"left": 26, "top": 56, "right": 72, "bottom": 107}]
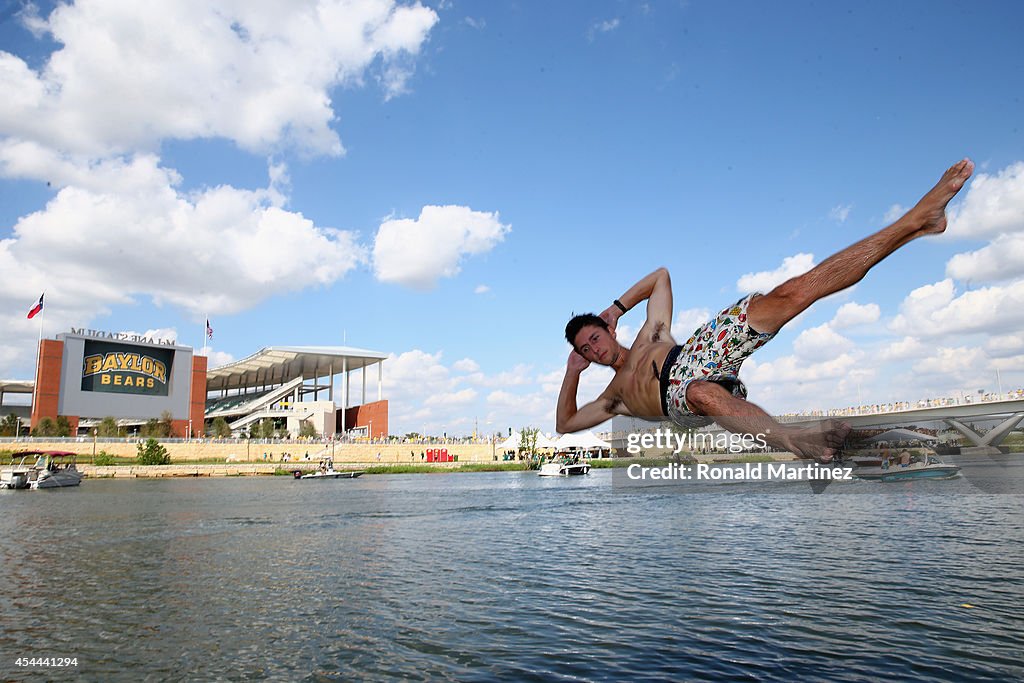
[{"left": 565, "top": 313, "right": 608, "bottom": 349}]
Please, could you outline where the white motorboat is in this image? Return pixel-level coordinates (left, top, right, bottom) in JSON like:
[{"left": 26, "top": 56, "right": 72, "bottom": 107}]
[
  {"left": 292, "top": 459, "right": 363, "bottom": 480},
  {"left": 538, "top": 455, "right": 590, "bottom": 477},
  {"left": 1, "top": 451, "right": 84, "bottom": 489},
  {"left": 854, "top": 453, "right": 960, "bottom": 482}
]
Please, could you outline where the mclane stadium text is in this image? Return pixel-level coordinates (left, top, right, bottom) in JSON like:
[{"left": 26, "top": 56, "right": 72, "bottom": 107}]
[{"left": 70, "top": 328, "right": 176, "bottom": 346}]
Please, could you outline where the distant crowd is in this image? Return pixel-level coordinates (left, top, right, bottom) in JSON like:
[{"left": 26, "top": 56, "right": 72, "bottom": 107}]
[{"left": 783, "top": 388, "right": 1024, "bottom": 419}]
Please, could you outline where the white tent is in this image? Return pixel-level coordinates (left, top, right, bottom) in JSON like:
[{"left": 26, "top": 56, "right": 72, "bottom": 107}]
[
  {"left": 496, "top": 431, "right": 557, "bottom": 450},
  {"left": 536, "top": 432, "right": 558, "bottom": 449},
  {"left": 554, "top": 431, "right": 612, "bottom": 451},
  {"left": 863, "top": 428, "right": 938, "bottom": 444}
]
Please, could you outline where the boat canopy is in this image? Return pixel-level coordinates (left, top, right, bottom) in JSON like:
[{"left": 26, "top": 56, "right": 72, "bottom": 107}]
[{"left": 10, "top": 450, "right": 79, "bottom": 458}]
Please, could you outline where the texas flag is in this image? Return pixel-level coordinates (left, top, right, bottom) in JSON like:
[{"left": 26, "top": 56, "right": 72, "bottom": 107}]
[
  {"left": 206, "top": 318, "right": 213, "bottom": 340},
  {"left": 27, "top": 293, "right": 44, "bottom": 319}
]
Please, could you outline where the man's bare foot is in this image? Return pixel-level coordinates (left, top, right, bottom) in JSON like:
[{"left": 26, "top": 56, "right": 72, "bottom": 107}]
[
  {"left": 907, "top": 158, "right": 974, "bottom": 237},
  {"left": 783, "top": 420, "right": 852, "bottom": 463}
]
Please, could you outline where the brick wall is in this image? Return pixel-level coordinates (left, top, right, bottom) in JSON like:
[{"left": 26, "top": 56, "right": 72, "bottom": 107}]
[
  {"left": 31, "top": 339, "right": 65, "bottom": 429},
  {"left": 341, "top": 400, "right": 389, "bottom": 438},
  {"left": 190, "top": 355, "right": 208, "bottom": 437}
]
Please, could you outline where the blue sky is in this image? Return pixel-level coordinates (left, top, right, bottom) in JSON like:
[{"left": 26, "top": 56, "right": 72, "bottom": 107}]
[{"left": 2, "top": 0, "right": 1023, "bottom": 437}]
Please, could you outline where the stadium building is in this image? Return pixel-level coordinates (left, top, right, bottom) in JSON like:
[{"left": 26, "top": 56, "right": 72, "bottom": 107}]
[{"left": 1, "top": 329, "right": 388, "bottom": 438}]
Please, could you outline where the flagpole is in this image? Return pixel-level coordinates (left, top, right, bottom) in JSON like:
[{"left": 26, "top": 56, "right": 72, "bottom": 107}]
[
  {"left": 30, "top": 293, "right": 44, "bottom": 431},
  {"left": 203, "top": 313, "right": 208, "bottom": 357}
]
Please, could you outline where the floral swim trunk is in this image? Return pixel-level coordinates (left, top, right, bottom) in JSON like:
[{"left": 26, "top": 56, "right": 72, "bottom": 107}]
[{"left": 659, "top": 293, "right": 776, "bottom": 428}]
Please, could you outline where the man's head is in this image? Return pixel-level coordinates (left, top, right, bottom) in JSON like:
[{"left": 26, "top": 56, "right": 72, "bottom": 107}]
[{"left": 565, "top": 313, "right": 619, "bottom": 365}]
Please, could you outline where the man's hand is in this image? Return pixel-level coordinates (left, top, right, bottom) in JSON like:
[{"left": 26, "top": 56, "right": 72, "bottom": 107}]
[
  {"left": 599, "top": 305, "right": 621, "bottom": 332},
  {"left": 567, "top": 349, "right": 590, "bottom": 373}
]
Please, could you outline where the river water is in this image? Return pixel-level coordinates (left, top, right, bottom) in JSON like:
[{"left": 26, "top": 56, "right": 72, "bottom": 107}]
[{"left": 1, "top": 461, "right": 1022, "bottom": 681}]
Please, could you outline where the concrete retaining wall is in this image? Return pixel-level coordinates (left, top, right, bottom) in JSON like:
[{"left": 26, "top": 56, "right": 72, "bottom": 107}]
[{"left": 6, "top": 440, "right": 503, "bottom": 464}]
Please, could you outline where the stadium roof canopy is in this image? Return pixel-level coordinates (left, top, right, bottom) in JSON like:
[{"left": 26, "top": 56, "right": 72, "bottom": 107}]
[
  {"left": 0, "top": 379, "right": 34, "bottom": 394},
  {"left": 205, "top": 345, "right": 388, "bottom": 392}
]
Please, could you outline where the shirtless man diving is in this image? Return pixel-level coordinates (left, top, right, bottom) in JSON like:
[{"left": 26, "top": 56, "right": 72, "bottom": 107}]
[{"left": 557, "top": 159, "right": 974, "bottom": 462}]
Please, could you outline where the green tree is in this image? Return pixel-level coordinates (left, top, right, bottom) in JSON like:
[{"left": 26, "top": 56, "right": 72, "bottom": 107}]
[
  {"left": 33, "top": 417, "right": 57, "bottom": 437},
  {"left": 0, "top": 413, "right": 18, "bottom": 437},
  {"left": 519, "top": 427, "right": 539, "bottom": 456},
  {"left": 98, "top": 416, "right": 120, "bottom": 437},
  {"left": 158, "top": 411, "right": 174, "bottom": 438},
  {"left": 258, "top": 419, "right": 276, "bottom": 439},
  {"left": 299, "top": 420, "right": 318, "bottom": 439},
  {"left": 136, "top": 438, "right": 171, "bottom": 465},
  {"left": 55, "top": 415, "right": 73, "bottom": 437},
  {"left": 140, "top": 419, "right": 159, "bottom": 437},
  {"left": 212, "top": 417, "right": 232, "bottom": 438},
  {"left": 94, "top": 451, "right": 117, "bottom": 466}
]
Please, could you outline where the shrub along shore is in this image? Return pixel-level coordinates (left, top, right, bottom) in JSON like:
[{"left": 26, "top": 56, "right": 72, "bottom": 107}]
[{"left": 2, "top": 440, "right": 813, "bottom": 479}]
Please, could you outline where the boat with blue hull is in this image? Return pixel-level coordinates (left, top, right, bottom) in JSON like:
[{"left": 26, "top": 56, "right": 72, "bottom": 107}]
[{"left": 853, "top": 454, "right": 960, "bottom": 482}]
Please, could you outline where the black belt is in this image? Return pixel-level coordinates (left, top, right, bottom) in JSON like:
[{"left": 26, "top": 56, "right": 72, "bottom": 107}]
[{"left": 658, "top": 345, "right": 683, "bottom": 417}]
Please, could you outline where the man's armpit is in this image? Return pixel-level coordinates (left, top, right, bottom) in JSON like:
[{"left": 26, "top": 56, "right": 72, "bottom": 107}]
[
  {"left": 649, "top": 320, "right": 668, "bottom": 343},
  {"left": 608, "top": 396, "right": 631, "bottom": 416}
]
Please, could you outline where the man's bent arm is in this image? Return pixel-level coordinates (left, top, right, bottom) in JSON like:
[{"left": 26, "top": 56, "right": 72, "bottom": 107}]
[
  {"left": 600, "top": 267, "right": 673, "bottom": 338},
  {"left": 556, "top": 363, "right": 615, "bottom": 434}
]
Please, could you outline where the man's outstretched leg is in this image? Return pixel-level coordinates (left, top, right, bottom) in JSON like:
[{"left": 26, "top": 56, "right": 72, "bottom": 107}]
[
  {"left": 747, "top": 158, "right": 974, "bottom": 335},
  {"left": 686, "top": 381, "right": 850, "bottom": 462}
]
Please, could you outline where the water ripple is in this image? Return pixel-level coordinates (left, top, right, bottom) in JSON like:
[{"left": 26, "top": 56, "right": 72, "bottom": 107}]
[{"left": 1, "top": 470, "right": 1022, "bottom": 680}]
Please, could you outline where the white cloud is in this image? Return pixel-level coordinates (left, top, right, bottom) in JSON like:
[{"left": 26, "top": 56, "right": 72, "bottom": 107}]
[
  {"left": 431, "top": 388, "right": 478, "bottom": 405},
  {"left": 452, "top": 358, "right": 479, "bottom": 373},
  {"left": 743, "top": 351, "right": 860, "bottom": 385},
  {"left": 375, "top": 349, "right": 568, "bottom": 435},
  {"left": 912, "top": 345, "right": 990, "bottom": 377},
  {"left": 792, "top": 324, "right": 854, "bottom": 362},
  {"left": 985, "top": 334, "right": 1024, "bottom": 358},
  {"left": 736, "top": 253, "right": 815, "bottom": 294},
  {"left": 889, "top": 278, "right": 1024, "bottom": 338},
  {"left": 0, "top": 1, "right": 440, "bottom": 377},
  {"left": 829, "top": 302, "right": 880, "bottom": 329},
  {"left": 0, "top": 156, "right": 366, "bottom": 319},
  {"left": 587, "top": 17, "right": 620, "bottom": 41},
  {"left": 0, "top": 0, "right": 439, "bottom": 156},
  {"left": 672, "top": 307, "right": 712, "bottom": 341},
  {"left": 945, "top": 233, "right": 1024, "bottom": 283},
  {"left": 474, "top": 284, "right": 490, "bottom": 294},
  {"left": 206, "top": 349, "right": 236, "bottom": 368},
  {"left": 879, "top": 336, "right": 927, "bottom": 361},
  {"left": 884, "top": 204, "right": 907, "bottom": 223},
  {"left": 829, "top": 203, "right": 853, "bottom": 223},
  {"left": 947, "top": 161, "right": 1024, "bottom": 240},
  {"left": 373, "top": 205, "right": 510, "bottom": 289}
]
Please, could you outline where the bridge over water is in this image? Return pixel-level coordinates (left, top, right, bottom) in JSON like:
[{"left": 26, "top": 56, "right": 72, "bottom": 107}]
[
  {"left": 609, "top": 398, "right": 1024, "bottom": 456},
  {"left": 780, "top": 398, "right": 1024, "bottom": 454}
]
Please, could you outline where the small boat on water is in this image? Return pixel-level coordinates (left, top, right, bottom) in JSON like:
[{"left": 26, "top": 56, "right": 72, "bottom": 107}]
[
  {"left": 1, "top": 450, "right": 84, "bottom": 490},
  {"left": 292, "top": 459, "right": 363, "bottom": 480},
  {"left": 538, "top": 455, "right": 590, "bottom": 477},
  {"left": 854, "top": 453, "right": 960, "bottom": 482}
]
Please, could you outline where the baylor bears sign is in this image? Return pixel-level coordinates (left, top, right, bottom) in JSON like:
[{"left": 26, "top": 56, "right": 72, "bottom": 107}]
[{"left": 81, "top": 340, "right": 175, "bottom": 396}]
